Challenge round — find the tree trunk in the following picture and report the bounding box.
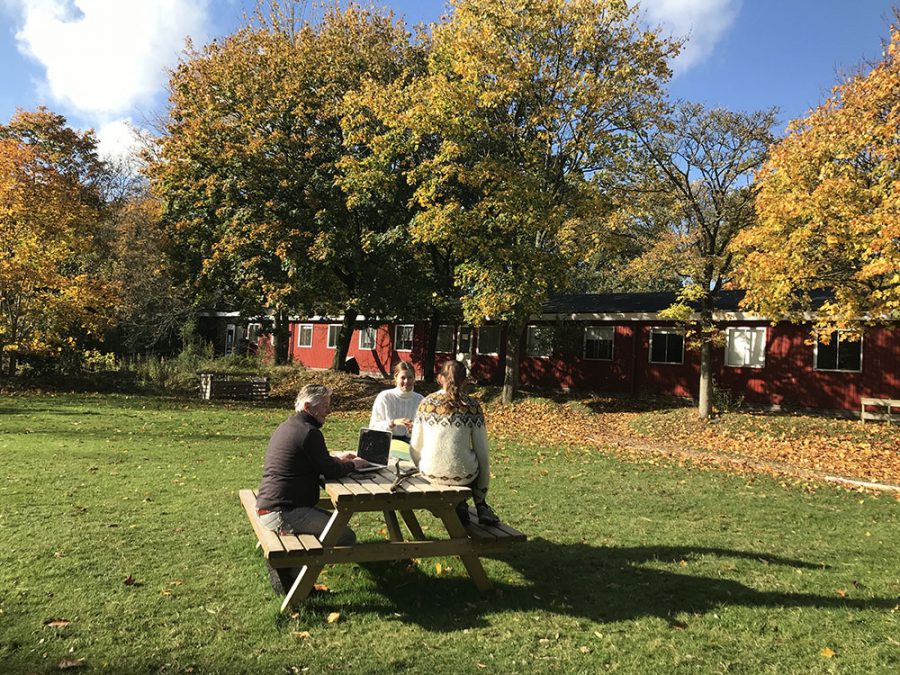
[422,310,439,383]
[331,308,358,371]
[272,310,290,365]
[501,322,523,405]
[698,334,712,420]
[5,352,16,377]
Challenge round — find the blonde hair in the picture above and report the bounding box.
[393,361,415,378]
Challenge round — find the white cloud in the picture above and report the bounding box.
[641,0,742,73]
[95,117,152,162]
[12,0,209,117]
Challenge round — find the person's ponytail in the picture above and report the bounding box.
[440,360,467,403]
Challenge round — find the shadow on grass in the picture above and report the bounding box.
[305,538,898,631]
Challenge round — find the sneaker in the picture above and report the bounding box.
[476,503,500,526]
[455,501,471,525]
[266,563,298,596]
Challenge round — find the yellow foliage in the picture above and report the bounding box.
[735,22,900,329]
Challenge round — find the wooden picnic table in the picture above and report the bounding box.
[240,466,525,611]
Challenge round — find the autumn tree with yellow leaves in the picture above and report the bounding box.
[399,0,678,403]
[734,19,900,330]
[0,109,118,375]
[151,2,422,366]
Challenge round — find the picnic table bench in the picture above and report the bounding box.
[239,468,525,611]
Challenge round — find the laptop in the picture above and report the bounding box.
[354,428,392,472]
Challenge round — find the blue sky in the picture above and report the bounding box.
[0,0,895,158]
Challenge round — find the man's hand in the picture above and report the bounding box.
[351,457,372,470]
[337,452,357,461]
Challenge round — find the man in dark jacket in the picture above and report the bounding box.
[256,384,368,546]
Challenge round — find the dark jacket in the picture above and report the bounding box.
[256,411,354,511]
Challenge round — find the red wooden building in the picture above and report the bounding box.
[203,292,900,414]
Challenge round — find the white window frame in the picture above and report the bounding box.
[814,330,863,372]
[435,325,455,354]
[327,324,342,350]
[296,324,313,349]
[725,326,767,369]
[525,325,554,358]
[476,326,501,355]
[394,324,414,352]
[358,326,377,350]
[583,326,614,361]
[649,328,684,365]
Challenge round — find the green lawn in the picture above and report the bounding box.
[1,394,897,673]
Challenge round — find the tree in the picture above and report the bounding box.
[0,109,118,375]
[620,102,776,419]
[150,2,420,367]
[401,0,677,403]
[734,21,900,329]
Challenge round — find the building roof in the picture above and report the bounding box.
[540,289,834,319]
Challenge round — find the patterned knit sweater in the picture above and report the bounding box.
[410,390,490,495]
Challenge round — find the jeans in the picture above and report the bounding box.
[259,506,357,546]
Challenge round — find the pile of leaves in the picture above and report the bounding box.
[482,394,900,491]
[268,366,390,410]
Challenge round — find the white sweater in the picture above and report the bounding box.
[369,387,424,438]
[410,390,490,495]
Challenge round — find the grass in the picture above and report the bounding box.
[1,393,898,673]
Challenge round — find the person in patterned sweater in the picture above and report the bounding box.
[410,360,500,525]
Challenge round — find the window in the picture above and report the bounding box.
[435,325,454,353]
[224,324,236,355]
[394,324,414,351]
[525,326,553,357]
[815,330,862,372]
[296,324,313,348]
[477,326,501,355]
[584,326,613,360]
[650,328,684,364]
[327,324,342,350]
[247,323,261,345]
[358,326,376,350]
[457,326,473,355]
[726,327,766,368]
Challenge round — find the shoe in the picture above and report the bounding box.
[455,501,471,525]
[476,503,499,526]
[266,563,298,596]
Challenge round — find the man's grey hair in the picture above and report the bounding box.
[295,384,331,413]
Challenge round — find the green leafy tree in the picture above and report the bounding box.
[402,0,678,403]
[150,2,418,366]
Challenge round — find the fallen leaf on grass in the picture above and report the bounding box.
[435,563,442,576]
[579,646,591,653]
[326,612,341,624]
[44,619,70,628]
[821,647,836,658]
[293,631,312,640]
[312,583,330,593]
[123,575,140,586]
[836,589,847,598]
[58,658,85,669]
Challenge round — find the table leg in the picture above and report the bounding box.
[399,510,426,540]
[281,508,353,612]
[384,511,403,542]
[433,505,493,592]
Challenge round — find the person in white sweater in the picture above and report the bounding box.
[410,360,499,526]
[369,361,424,442]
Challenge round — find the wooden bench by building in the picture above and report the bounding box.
[860,397,900,423]
[200,372,269,400]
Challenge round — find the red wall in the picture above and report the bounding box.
[284,318,899,412]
